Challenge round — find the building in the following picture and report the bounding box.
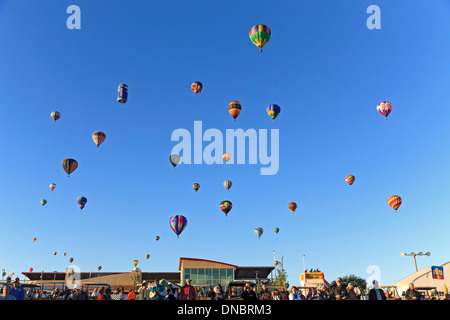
[21,257,274,292]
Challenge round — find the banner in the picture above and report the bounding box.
[431,266,444,280]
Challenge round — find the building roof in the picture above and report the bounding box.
[179,257,238,270]
[234,267,274,280]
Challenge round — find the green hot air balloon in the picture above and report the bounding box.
[249,24,271,52]
[41,199,47,206]
[274,228,279,234]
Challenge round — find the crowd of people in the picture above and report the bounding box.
[1,277,449,301]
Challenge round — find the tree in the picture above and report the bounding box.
[274,267,288,291]
[331,274,367,292]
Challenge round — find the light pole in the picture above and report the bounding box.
[401,251,431,272]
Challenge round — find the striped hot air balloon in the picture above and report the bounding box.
[223,153,231,163]
[224,180,232,191]
[117,84,128,104]
[288,201,297,213]
[388,195,402,212]
[377,101,393,119]
[77,196,87,210]
[228,101,241,121]
[51,111,61,122]
[249,24,271,52]
[92,131,106,148]
[170,215,188,239]
[62,158,78,177]
[133,260,138,267]
[193,183,200,192]
[220,200,232,217]
[345,175,355,186]
[254,227,263,239]
[191,81,203,94]
[267,104,281,121]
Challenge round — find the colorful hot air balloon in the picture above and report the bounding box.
[145,254,150,260]
[224,180,232,191]
[51,111,61,122]
[92,131,106,148]
[345,175,355,186]
[267,104,281,121]
[377,101,393,119]
[77,197,87,210]
[41,199,47,206]
[220,200,232,217]
[288,201,297,213]
[155,236,160,241]
[249,24,271,52]
[274,228,279,234]
[97,266,102,271]
[388,195,402,212]
[170,215,188,239]
[254,227,263,239]
[193,183,200,192]
[69,258,74,263]
[191,81,203,94]
[32,237,37,242]
[223,153,231,163]
[169,154,180,169]
[228,101,241,121]
[63,253,66,256]
[117,84,128,104]
[53,252,57,256]
[133,260,139,267]
[49,183,56,191]
[62,158,78,177]
[29,268,33,272]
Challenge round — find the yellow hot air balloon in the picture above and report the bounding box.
[133,260,139,267]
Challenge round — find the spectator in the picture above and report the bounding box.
[368,280,386,300]
[281,289,289,300]
[206,286,215,299]
[9,279,25,300]
[229,287,239,299]
[404,283,421,300]
[60,286,71,300]
[0,286,16,300]
[138,281,148,300]
[73,284,89,300]
[97,287,107,300]
[288,286,302,300]
[127,289,136,300]
[149,280,164,300]
[331,278,348,300]
[271,289,282,300]
[213,285,226,301]
[241,283,258,301]
[119,288,127,300]
[259,283,271,300]
[165,283,178,300]
[50,287,61,300]
[91,287,99,299]
[347,283,359,300]
[179,279,197,300]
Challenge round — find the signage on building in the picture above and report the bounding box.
[300,272,324,284]
[431,266,444,280]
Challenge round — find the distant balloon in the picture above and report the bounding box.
[220,200,232,217]
[193,183,200,192]
[117,84,128,104]
[92,131,106,148]
[274,261,279,267]
[133,260,138,267]
[170,215,188,239]
[53,252,57,256]
[249,24,271,52]
[69,258,74,263]
[32,237,37,242]
[51,111,61,122]
[223,153,231,163]
[224,180,232,191]
[228,101,241,121]
[63,253,66,256]
[49,183,56,191]
[145,254,150,260]
[274,228,279,234]
[377,101,393,119]
[77,196,87,210]
[41,199,47,206]
[254,227,263,239]
[29,268,33,272]
[267,104,281,121]
[288,201,297,213]
[62,158,78,177]
[155,236,160,241]
[388,195,402,212]
[97,266,102,271]
[169,154,180,169]
[345,175,355,186]
[191,81,203,94]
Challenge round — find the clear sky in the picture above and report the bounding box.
[1,0,450,287]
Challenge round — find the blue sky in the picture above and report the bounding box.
[1,0,450,287]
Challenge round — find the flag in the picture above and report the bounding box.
[444,283,448,294]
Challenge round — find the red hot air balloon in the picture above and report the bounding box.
[288,202,297,213]
[29,268,33,272]
[388,195,402,212]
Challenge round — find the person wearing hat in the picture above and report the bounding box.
[9,278,25,300]
[347,283,359,300]
[368,280,386,300]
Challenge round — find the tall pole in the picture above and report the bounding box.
[413,256,418,273]
[302,254,306,272]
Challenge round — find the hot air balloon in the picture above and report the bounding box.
[267,104,281,121]
[274,261,279,267]
[41,199,47,206]
[117,84,128,104]
[170,215,188,239]
[224,180,232,191]
[193,183,200,192]
[69,258,74,263]
[191,81,203,94]
[51,111,61,122]
[32,237,37,242]
[29,268,33,272]
[254,227,263,239]
[288,201,297,213]
[228,101,241,121]
[133,260,139,267]
[92,131,106,148]
[97,266,102,271]
[249,24,271,52]
[155,236,160,241]
[377,101,393,119]
[388,195,402,212]
[345,175,355,186]
[49,183,56,191]
[223,153,231,163]
[220,201,232,217]
[53,252,57,256]
[274,228,279,234]
[145,254,150,260]
[62,158,78,177]
[77,197,87,210]
[169,154,180,169]
[63,253,66,256]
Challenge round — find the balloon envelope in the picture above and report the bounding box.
[51,111,61,121]
[41,199,47,206]
[345,175,355,185]
[228,101,241,121]
[133,260,138,267]
[155,236,160,241]
[193,183,200,192]
[62,158,78,177]
[267,104,281,121]
[49,183,56,191]
[29,268,33,272]
[249,24,271,52]
[223,153,231,163]
[169,154,180,168]
[254,227,263,239]
[77,196,87,210]
[92,131,106,148]
[388,195,402,212]
[274,228,279,234]
[170,215,188,238]
[288,202,297,213]
[224,180,232,190]
[377,101,393,119]
[220,200,232,216]
[191,81,203,94]
[145,254,150,260]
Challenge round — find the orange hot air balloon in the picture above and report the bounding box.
[345,175,355,186]
[53,252,57,256]
[32,237,37,242]
[63,253,67,256]
[133,260,139,267]
[69,258,74,263]
[288,202,297,213]
[274,261,279,267]
[228,101,241,121]
[223,153,231,163]
[155,236,160,241]
[388,195,402,212]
